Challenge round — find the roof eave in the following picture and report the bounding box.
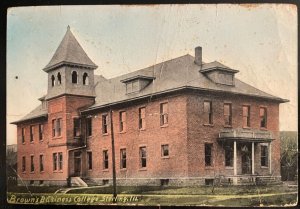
[200,67,239,74]
[81,86,287,114]
[120,75,156,83]
[11,114,48,125]
[43,61,98,72]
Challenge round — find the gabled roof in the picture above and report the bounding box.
[43,26,97,72]
[84,54,287,112]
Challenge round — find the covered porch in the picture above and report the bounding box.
[218,128,275,185]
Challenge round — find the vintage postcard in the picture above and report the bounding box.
[6,4,298,206]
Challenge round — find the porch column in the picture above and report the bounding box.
[233,140,237,185]
[269,142,272,174]
[252,142,255,175]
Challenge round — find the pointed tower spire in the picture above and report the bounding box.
[43,26,97,72]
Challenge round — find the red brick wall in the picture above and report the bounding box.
[186,92,281,177]
[84,94,189,180]
[17,95,95,182]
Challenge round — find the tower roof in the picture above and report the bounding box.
[43,26,97,72]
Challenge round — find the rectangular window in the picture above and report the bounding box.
[30,125,34,142]
[52,119,56,137]
[161,144,169,157]
[58,152,63,170]
[39,124,43,141]
[205,143,213,166]
[203,101,213,124]
[225,144,233,167]
[242,106,250,127]
[102,115,108,134]
[224,103,232,126]
[119,111,126,132]
[22,156,26,172]
[120,149,126,169]
[261,145,268,167]
[39,154,44,172]
[73,118,81,137]
[160,103,168,126]
[103,150,109,169]
[87,151,92,170]
[86,117,92,137]
[126,80,139,93]
[30,155,34,172]
[56,118,62,136]
[21,128,25,143]
[139,107,146,130]
[53,153,58,171]
[260,107,267,128]
[140,146,147,168]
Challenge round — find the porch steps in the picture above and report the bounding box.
[70,177,88,187]
[81,178,101,186]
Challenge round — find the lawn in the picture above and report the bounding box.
[7,184,298,206]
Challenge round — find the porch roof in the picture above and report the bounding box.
[217,128,274,143]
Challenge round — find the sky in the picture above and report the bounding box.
[7,4,297,145]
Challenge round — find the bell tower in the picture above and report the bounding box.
[43,26,98,100]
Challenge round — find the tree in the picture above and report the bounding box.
[280,131,298,181]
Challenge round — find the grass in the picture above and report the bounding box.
[7,184,298,206]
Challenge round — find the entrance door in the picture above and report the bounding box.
[241,144,252,174]
[74,151,82,176]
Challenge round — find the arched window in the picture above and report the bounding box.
[83,73,89,85]
[72,71,78,84]
[57,72,62,85]
[51,75,55,87]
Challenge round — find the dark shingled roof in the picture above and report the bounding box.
[13,52,288,124]
[43,26,97,72]
[84,54,287,112]
[11,104,47,124]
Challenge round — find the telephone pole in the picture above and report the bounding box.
[110,109,117,202]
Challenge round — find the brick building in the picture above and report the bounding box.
[12,27,288,186]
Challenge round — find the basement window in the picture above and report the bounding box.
[103,179,109,185]
[160,179,169,186]
[205,179,214,186]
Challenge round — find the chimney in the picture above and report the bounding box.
[194,46,202,66]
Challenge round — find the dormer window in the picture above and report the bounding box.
[200,61,238,86]
[83,73,89,85]
[126,80,139,94]
[121,75,155,94]
[57,72,62,85]
[51,75,55,87]
[72,71,78,84]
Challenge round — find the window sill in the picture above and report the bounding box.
[203,124,214,127]
[74,136,81,139]
[119,131,126,134]
[161,156,170,159]
[242,127,251,129]
[102,133,109,136]
[160,124,169,128]
[88,169,93,171]
[120,168,127,171]
[261,166,269,169]
[30,141,34,144]
[139,128,146,131]
[30,172,35,174]
[225,166,234,170]
[224,125,232,128]
[103,169,109,172]
[260,128,268,131]
[53,170,63,173]
[39,140,43,143]
[40,171,45,173]
[52,136,62,140]
[139,168,147,171]
[205,166,214,169]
